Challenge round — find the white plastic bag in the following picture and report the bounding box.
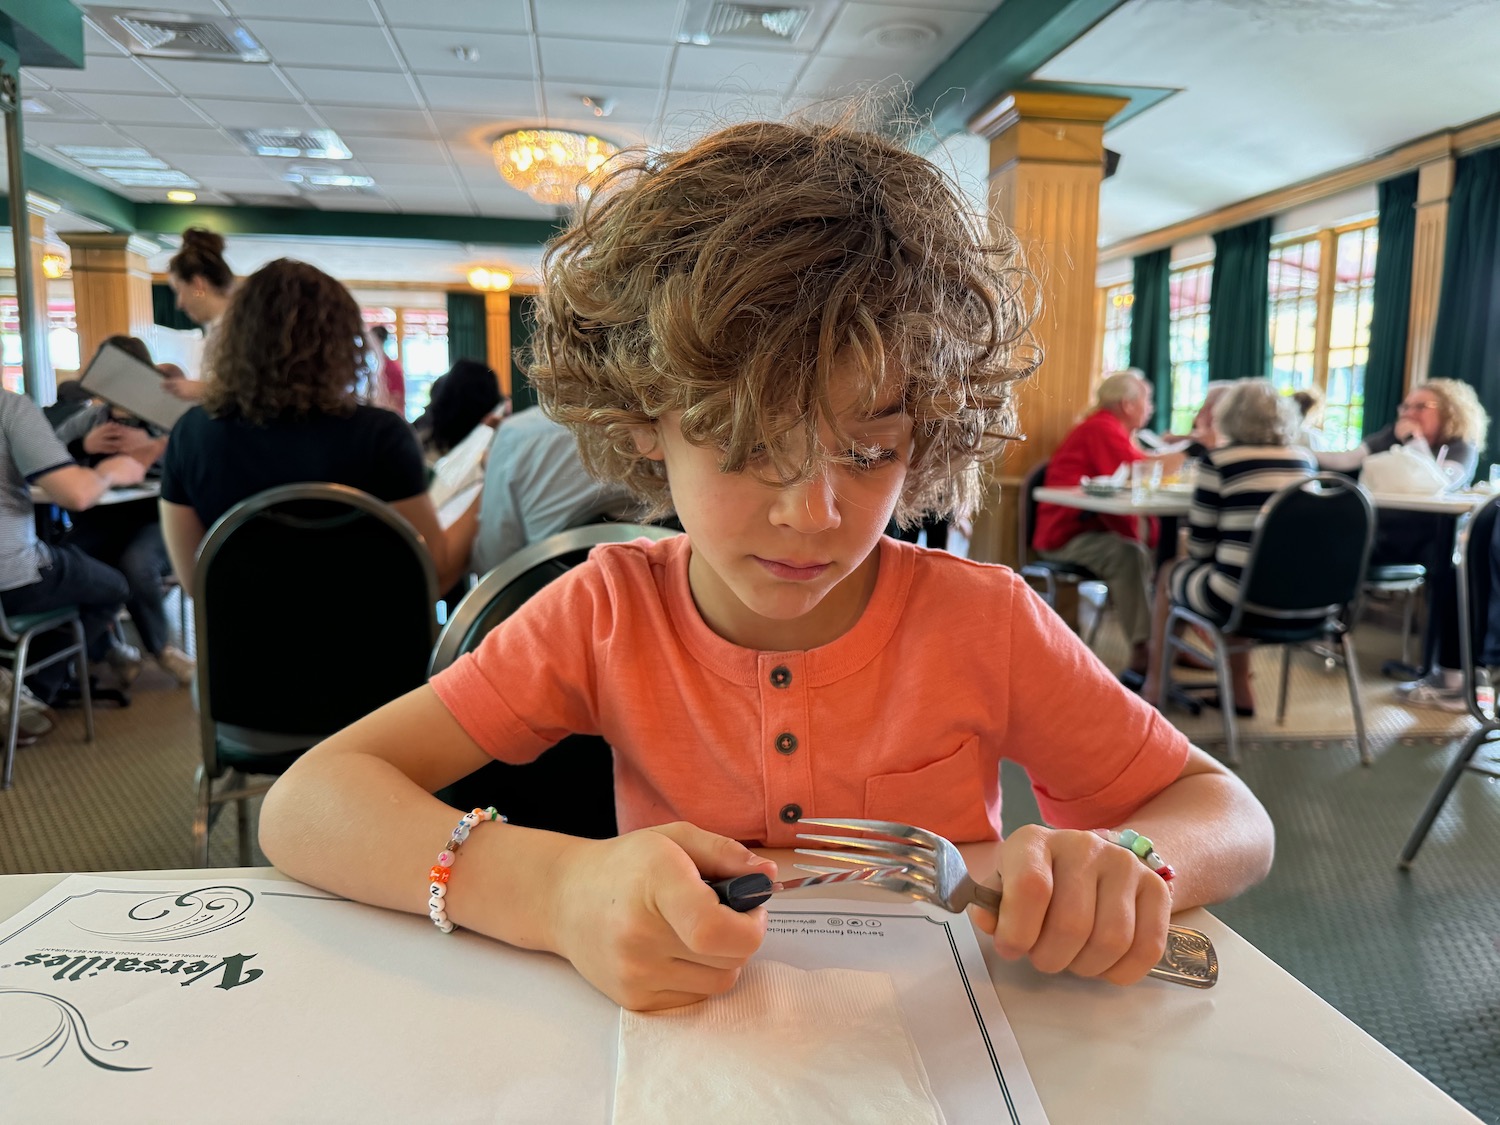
[1360,444,1450,495]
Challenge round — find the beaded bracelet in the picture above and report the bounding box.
[1097,827,1175,885]
[427,806,505,933]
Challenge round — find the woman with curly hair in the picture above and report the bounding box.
[158,258,480,593]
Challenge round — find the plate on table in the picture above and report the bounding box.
[1159,481,1194,494]
[1080,479,1125,496]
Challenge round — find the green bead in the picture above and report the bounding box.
[1131,835,1154,858]
[1117,828,1139,847]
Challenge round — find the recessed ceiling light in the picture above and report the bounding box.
[285,168,375,189]
[453,45,480,62]
[166,190,197,203]
[867,21,938,50]
[54,145,165,169]
[99,168,199,188]
[234,128,352,160]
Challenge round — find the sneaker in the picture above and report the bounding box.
[1394,678,1469,714]
[0,668,56,738]
[105,642,142,688]
[156,645,195,687]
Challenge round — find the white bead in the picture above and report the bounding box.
[436,918,455,934]
[428,894,445,913]
[429,881,446,898]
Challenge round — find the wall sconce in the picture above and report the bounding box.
[468,267,514,292]
[41,253,67,280]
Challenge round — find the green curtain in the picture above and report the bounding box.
[509,294,538,413]
[1128,248,1172,431]
[1430,146,1500,461]
[151,283,197,331]
[445,292,487,367]
[1207,217,1271,382]
[1362,172,1418,438]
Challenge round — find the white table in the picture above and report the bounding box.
[0,861,1477,1124]
[30,480,162,507]
[1033,483,1491,518]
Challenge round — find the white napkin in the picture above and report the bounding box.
[611,960,946,1125]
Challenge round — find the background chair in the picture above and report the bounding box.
[428,522,680,838]
[193,483,438,865]
[0,603,93,790]
[1156,473,1374,768]
[1399,493,1500,868]
[1362,562,1426,669]
[1016,459,1106,646]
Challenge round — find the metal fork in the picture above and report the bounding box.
[795,816,1218,989]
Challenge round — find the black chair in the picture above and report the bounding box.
[1398,493,1500,869]
[1362,563,1426,668]
[0,602,94,790]
[193,484,438,865]
[1156,473,1375,768]
[1016,459,1106,647]
[428,523,680,839]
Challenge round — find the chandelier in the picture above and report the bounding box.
[492,129,618,206]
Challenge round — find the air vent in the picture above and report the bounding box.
[52,144,199,189]
[677,0,833,47]
[88,6,269,62]
[234,128,352,160]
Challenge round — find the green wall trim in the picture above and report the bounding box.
[1013,81,1180,132]
[0,0,84,68]
[134,203,564,246]
[911,0,1130,138]
[24,153,138,231]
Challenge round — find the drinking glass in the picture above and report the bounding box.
[1131,460,1162,501]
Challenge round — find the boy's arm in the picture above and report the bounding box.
[258,685,774,1010]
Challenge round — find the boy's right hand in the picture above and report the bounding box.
[549,823,776,1011]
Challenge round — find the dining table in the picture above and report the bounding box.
[0,856,1479,1124]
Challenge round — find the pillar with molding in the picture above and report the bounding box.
[966,90,1127,567]
[484,290,512,396]
[1406,156,1453,388]
[59,232,158,369]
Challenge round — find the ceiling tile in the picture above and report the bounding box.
[340,135,451,162]
[657,88,787,124]
[308,194,401,212]
[145,59,301,100]
[82,21,130,56]
[382,186,474,207]
[793,55,911,99]
[67,92,208,125]
[281,67,423,109]
[416,75,538,114]
[25,121,137,149]
[428,111,515,147]
[318,106,438,138]
[379,0,529,33]
[534,1,683,42]
[116,126,249,156]
[170,154,278,177]
[227,0,377,21]
[391,27,533,77]
[538,38,671,86]
[818,2,989,76]
[540,82,660,125]
[669,44,808,91]
[20,92,97,122]
[191,97,322,130]
[211,178,302,195]
[26,57,171,95]
[357,160,466,186]
[241,20,402,68]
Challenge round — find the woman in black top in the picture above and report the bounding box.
[159,259,480,594]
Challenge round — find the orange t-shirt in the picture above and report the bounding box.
[431,535,1189,847]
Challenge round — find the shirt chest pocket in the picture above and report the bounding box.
[863,735,998,843]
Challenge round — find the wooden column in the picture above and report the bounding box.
[967,90,1127,567]
[1406,155,1454,388]
[59,232,156,365]
[484,290,512,395]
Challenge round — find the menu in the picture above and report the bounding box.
[0,876,1047,1123]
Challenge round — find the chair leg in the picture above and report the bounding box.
[1214,634,1241,768]
[193,764,212,867]
[1,656,23,791]
[1399,589,1415,666]
[1276,646,1292,725]
[1340,632,1370,767]
[71,619,95,743]
[1398,725,1495,868]
[1083,590,1103,648]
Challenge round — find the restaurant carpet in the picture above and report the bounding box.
[0,599,1496,1121]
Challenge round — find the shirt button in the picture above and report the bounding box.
[779,803,802,824]
[775,732,798,755]
[769,665,792,688]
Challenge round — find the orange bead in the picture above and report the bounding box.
[429,865,451,884]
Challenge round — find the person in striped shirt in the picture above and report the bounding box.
[1141,380,1316,715]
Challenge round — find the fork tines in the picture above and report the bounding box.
[794,821,941,892]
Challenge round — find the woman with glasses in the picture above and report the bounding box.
[1316,379,1485,487]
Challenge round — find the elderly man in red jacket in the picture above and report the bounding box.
[1033,371,1184,681]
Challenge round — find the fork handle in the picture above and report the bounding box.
[970,885,1217,987]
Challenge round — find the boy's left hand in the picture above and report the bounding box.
[971,823,1171,985]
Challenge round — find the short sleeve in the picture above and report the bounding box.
[1002,578,1189,827]
[4,394,75,481]
[429,559,611,762]
[366,410,427,501]
[159,409,201,506]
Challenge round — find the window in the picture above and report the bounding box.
[1167,263,1213,434]
[361,305,450,422]
[0,296,80,394]
[1098,282,1133,375]
[1265,220,1377,450]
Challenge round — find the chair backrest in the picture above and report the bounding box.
[1016,459,1049,568]
[194,484,438,753]
[427,522,680,838]
[1225,472,1374,634]
[1455,493,1500,713]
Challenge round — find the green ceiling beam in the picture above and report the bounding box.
[0,0,85,69]
[24,153,138,231]
[1014,81,1180,132]
[911,0,1131,138]
[133,203,563,246]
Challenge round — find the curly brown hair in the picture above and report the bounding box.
[202,259,370,424]
[530,118,1037,524]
